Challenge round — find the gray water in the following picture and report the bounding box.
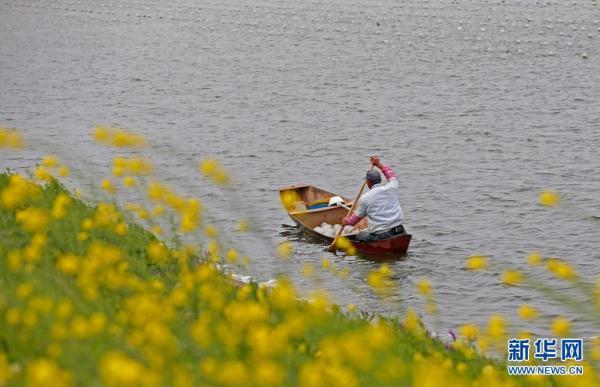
[1,0,599,340]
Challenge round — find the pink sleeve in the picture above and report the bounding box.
[345,213,362,225]
[381,165,396,180]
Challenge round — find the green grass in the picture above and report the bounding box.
[0,173,567,386]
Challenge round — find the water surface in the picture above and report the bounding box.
[1,0,599,338]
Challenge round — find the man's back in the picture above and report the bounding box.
[355,169,404,233]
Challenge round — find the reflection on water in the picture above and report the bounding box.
[1,0,599,338]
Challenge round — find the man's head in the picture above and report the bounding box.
[365,169,381,188]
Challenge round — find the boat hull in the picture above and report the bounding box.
[280,184,411,255]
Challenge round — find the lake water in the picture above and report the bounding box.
[1,0,599,340]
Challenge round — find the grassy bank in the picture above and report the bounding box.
[0,172,586,386]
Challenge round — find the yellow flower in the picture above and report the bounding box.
[527,252,541,266]
[1,174,41,208]
[93,126,110,142]
[0,127,25,148]
[466,255,487,270]
[502,269,523,286]
[217,361,248,386]
[58,166,69,177]
[367,264,395,297]
[128,158,153,175]
[56,254,80,276]
[487,314,506,338]
[16,282,35,299]
[546,258,577,280]
[335,236,351,250]
[5,308,20,325]
[199,159,216,175]
[551,317,571,336]
[277,242,293,260]
[459,323,479,341]
[180,214,199,233]
[280,190,301,211]
[147,241,168,264]
[25,358,71,387]
[416,279,432,296]
[100,179,115,193]
[122,176,137,188]
[41,155,59,168]
[518,304,539,320]
[99,351,146,386]
[16,208,49,232]
[93,125,146,148]
[254,360,284,386]
[204,225,218,238]
[539,190,559,206]
[591,337,600,361]
[404,308,425,335]
[198,159,231,185]
[82,218,94,230]
[114,222,128,236]
[226,249,238,263]
[0,353,13,384]
[89,312,107,334]
[112,165,123,177]
[34,166,53,182]
[51,193,71,219]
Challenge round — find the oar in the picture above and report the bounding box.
[327,166,373,253]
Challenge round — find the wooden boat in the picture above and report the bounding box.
[279,184,411,255]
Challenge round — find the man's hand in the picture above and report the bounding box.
[341,217,350,226]
[370,156,383,169]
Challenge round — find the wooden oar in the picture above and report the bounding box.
[327,166,373,253]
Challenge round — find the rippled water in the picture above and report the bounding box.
[1,0,599,338]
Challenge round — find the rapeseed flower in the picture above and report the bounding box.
[122,176,137,188]
[25,358,71,387]
[416,278,432,296]
[459,323,479,341]
[34,166,53,182]
[16,207,49,233]
[527,252,542,266]
[466,255,487,270]
[51,193,71,219]
[539,190,559,206]
[518,304,539,320]
[367,264,395,297]
[546,258,577,280]
[199,159,231,185]
[502,269,523,286]
[276,241,293,260]
[93,125,146,148]
[99,351,146,386]
[551,317,571,336]
[0,127,25,148]
[1,174,40,208]
[41,155,59,168]
[100,179,115,193]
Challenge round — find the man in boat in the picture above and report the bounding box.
[341,156,406,242]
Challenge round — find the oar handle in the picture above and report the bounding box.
[330,165,374,250]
